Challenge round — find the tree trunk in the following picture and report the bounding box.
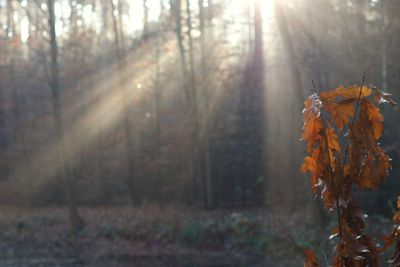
[6,0,14,37]
[171,0,195,204]
[154,11,162,201]
[198,0,213,209]
[236,0,265,207]
[111,0,137,205]
[274,1,303,211]
[171,0,190,103]
[47,0,84,233]
[143,0,149,38]
[185,0,203,206]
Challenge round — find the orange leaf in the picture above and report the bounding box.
[301,156,319,192]
[325,127,340,153]
[332,99,355,131]
[363,100,383,140]
[320,85,372,101]
[374,89,399,109]
[378,231,396,253]
[303,248,320,267]
[302,113,323,153]
[397,197,400,210]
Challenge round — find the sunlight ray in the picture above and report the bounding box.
[11,40,176,190]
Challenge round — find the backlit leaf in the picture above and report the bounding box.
[303,248,320,267]
[320,85,372,101]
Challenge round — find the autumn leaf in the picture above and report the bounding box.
[304,93,323,118]
[300,83,398,267]
[325,127,340,152]
[302,114,323,153]
[303,248,320,267]
[301,147,325,193]
[363,99,383,140]
[320,85,372,101]
[378,231,396,253]
[397,197,400,209]
[327,99,355,131]
[374,89,399,109]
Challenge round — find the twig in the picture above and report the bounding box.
[336,72,366,267]
[321,249,329,267]
[312,80,317,94]
[288,234,303,254]
[312,81,343,240]
[342,71,366,167]
[389,251,400,267]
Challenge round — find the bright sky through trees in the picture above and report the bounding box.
[1,0,277,45]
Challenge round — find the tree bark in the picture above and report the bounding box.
[185,0,203,206]
[153,9,162,201]
[111,0,137,205]
[171,0,190,103]
[143,0,149,38]
[47,0,84,233]
[198,0,213,209]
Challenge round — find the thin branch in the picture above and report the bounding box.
[312,80,317,94]
[322,250,329,267]
[389,251,400,267]
[342,71,366,167]
[321,114,343,240]
[288,234,304,254]
[313,81,343,240]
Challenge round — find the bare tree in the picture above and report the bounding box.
[47,0,84,232]
[198,0,213,208]
[111,0,137,204]
[143,0,149,38]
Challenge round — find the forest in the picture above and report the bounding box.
[0,0,399,266]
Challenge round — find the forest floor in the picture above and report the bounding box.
[0,205,391,267]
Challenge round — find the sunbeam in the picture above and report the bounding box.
[0,0,395,265]
[11,38,176,192]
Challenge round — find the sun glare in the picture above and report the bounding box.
[20,16,29,43]
[261,0,275,20]
[8,0,239,43]
[127,0,162,35]
[223,0,276,46]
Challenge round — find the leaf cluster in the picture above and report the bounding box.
[300,84,399,266]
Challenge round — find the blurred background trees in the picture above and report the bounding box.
[0,0,398,225]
